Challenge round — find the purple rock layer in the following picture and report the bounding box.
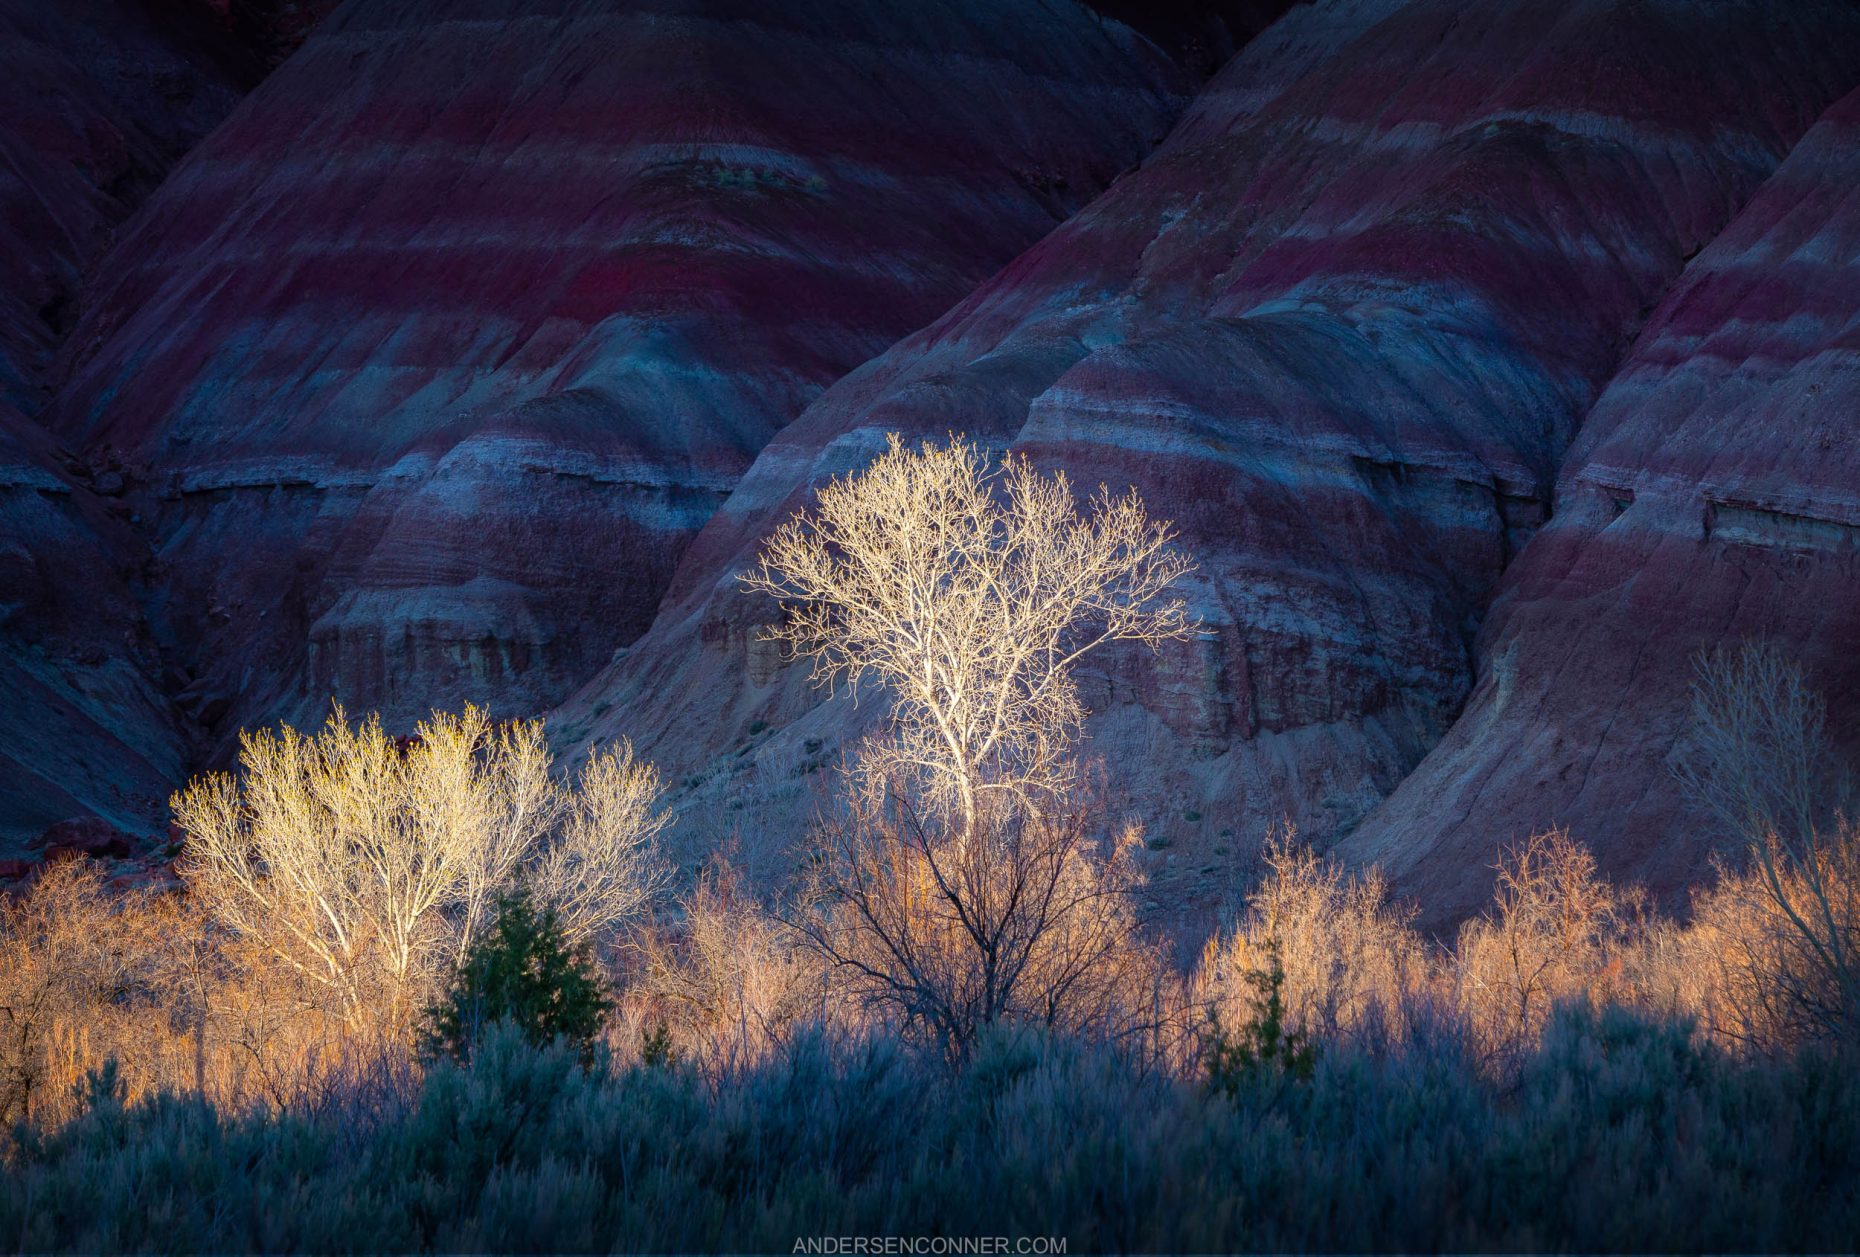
[1344,84,1860,924]
[45,0,1193,760]
[556,0,1860,915]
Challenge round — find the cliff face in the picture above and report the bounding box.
[44,0,1194,759]
[1343,84,1860,923]
[0,0,246,845]
[553,0,1860,909]
[192,0,347,65]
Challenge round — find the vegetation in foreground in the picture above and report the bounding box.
[6,1007,1858,1253]
[2,436,1856,1252]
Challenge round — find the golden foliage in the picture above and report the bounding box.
[1195,828,1427,1049]
[1454,828,1636,1068]
[175,705,668,1034]
[632,857,832,1070]
[1660,825,1860,1049]
[1673,642,1860,1042]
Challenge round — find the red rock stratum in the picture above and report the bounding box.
[44,0,1194,759]
[554,0,1860,919]
[1344,82,1860,922]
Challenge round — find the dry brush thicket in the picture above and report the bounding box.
[175,704,669,1031]
[2,440,1858,1248]
[3,704,673,1126]
[1674,642,1860,1042]
[10,760,1850,1126]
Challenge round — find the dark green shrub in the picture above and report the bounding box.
[422,891,611,1065]
[639,1020,677,1069]
[1206,942,1316,1097]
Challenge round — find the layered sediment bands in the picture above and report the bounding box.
[1344,85,1860,923]
[306,393,740,719]
[558,0,1860,904]
[46,0,1193,745]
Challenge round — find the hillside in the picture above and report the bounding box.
[3,0,1859,926]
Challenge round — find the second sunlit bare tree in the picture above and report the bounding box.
[175,705,669,1034]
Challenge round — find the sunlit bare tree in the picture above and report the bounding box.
[530,743,673,950]
[175,705,669,1032]
[742,432,1193,833]
[1675,643,1859,1042]
[744,434,1192,1056]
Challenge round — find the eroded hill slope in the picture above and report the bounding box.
[554,0,1860,912]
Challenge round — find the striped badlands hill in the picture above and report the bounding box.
[1344,83,1860,922]
[43,0,1196,756]
[555,0,1860,905]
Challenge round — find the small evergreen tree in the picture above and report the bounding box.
[638,1020,678,1069]
[422,890,611,1065]
[1205,941,1316,1098]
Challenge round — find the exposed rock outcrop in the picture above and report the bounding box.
[34,815,140,862]
[1344,83,1860,924]
[556,0,1860,914]
[46,0,1196,755]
